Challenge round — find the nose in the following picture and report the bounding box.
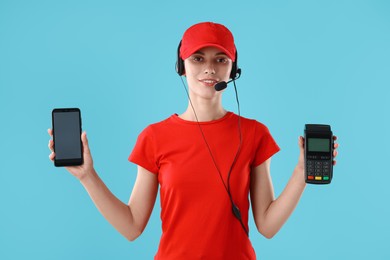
[204,62,215,75]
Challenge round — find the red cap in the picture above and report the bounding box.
[180,22,236,62]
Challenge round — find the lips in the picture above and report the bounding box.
[199,79,218,87]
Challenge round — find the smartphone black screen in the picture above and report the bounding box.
[52,108,83,166]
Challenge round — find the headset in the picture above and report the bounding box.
[176,41,248,236]
[176,41,241,85]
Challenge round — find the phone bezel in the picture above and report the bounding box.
[52,108,83,167]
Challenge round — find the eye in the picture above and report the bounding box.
[216,57,228,63]
[191,55,203,62]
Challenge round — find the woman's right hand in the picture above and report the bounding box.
[48,129,95,181]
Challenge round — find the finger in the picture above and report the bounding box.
[48,128,53,136]
[333,150,338,157]
[81,131,90,155]
[333,160,337,166]
[49,152,55,161]
[48,139,54,151]
[333,135,337,141]
[298,136,305,149]
[333,143,339,149]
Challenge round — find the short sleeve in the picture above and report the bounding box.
[128,126,159,174]
[251,122,280,168]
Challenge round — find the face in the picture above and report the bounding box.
[183,46,233,100]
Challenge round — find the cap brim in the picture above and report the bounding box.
[181,43,235,62]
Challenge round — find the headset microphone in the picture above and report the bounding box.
[214,81,228,91]
[214,68,242,92]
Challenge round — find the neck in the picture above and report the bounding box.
[180,96,227,122]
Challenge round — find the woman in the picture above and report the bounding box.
[48,22,338,259]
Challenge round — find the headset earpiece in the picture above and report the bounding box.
[230,53,238,80]
[176,41,185,76]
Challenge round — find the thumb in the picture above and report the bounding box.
[81,131,91,155]
[298,136,305,151]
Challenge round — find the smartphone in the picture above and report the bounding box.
[52,108,83,167]
[304,124,334,184]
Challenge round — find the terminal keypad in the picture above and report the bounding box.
[306,155,331,181]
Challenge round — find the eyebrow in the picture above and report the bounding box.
[193,50,228,56]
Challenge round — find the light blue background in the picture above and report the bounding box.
[1,0,389,259]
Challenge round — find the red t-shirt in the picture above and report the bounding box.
[129,112,280,260]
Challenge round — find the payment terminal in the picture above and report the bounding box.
[304,124,334,184]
